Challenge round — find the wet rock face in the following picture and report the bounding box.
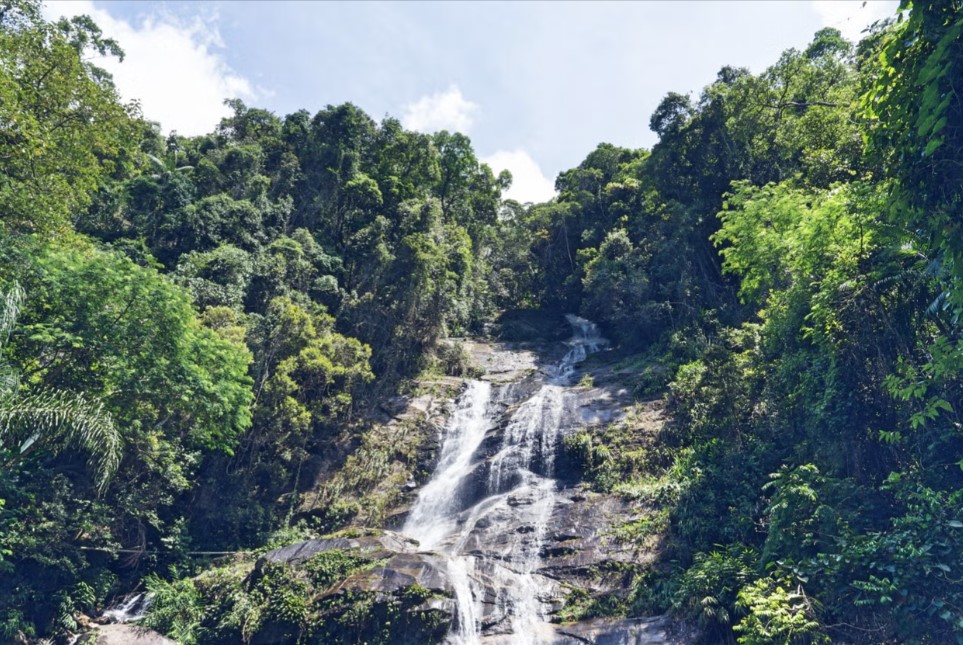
[463,340,541,385]
[423,485,656,639]
[542,491,645,575]
[257,526,685,644]
[555,616,696,645]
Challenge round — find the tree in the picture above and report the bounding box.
[0,242,254,636]
[0,283,120,490]
[863,1,963,313]
[16,245,253,455]
[649,91,693,138]
[581,229,663,345]
[0,0,137,236]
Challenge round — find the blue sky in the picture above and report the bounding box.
[48,1,898,202]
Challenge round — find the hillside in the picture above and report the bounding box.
[2,1,963,643]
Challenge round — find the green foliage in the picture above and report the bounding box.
[0,282,120,489]
[0,240,253,637]
[5,2,963,644]
[560,402,669,496]
[863,1,963,314]
[609,510,670,544]
[647,17,963,641]
[174,244,253,310]
[144,574,203,645]
[0,0,138,236]
[255,563,311,635]
[0,389,120,487]
[760,465,840,565]
[494,26,865,350]
[425,341,483,379]
[164,561,312,644]
[675,545,757,633]
[256,296,372,431]
[558,586,628,623]
[581,229,662,344]
[303,549,376,590]
[146,550,442,645]
[883,335,963,438]
[17,244,253,454]
[53,581,96,634]
[734,578,828,645]
[830,475,963,641]
[714,181,878,308]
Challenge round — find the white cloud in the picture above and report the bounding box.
[402,85,479,134]
[44,1,256,136]
[811,1,899,42]
[482,149,556,204]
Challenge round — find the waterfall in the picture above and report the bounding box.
[102,592,153,623]
[403,316,606,643]
[403,380,493,643]
[404,379,494,551]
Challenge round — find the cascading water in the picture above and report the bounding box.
[403,379,494,643]
[403,315,606,644]
[404,380,494,551]
[101,592,153,623]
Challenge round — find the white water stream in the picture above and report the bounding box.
[101,591,153,623]
[403,316,606,644]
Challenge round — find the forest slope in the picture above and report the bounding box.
[2,1,963,643]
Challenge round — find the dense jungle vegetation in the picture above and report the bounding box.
[1,0,962,642]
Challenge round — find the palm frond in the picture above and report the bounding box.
[0,282,24,348]
[145,152,167,172]
[0,390,122,491]
[926,289,951,317]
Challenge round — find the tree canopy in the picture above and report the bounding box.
[3,1,963,643]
